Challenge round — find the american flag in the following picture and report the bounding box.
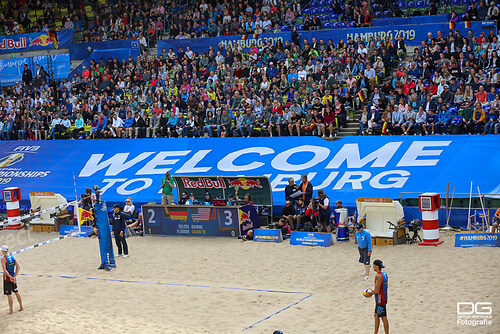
[191,207,213,221]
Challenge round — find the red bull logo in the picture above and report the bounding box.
[227,178,262,189]
[29,34,54,47]
[240,211,251,224]
[79,208,94,222]
[0,38,27,50]
[181,177,226,189]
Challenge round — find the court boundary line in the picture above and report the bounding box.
[21,273,313,332]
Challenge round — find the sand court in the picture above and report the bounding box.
[0,229,499,333]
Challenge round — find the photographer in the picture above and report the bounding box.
[304,198,320,231]
[269,218,291,240]
[317,190,332,233]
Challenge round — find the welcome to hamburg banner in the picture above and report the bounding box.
[0,30,74,54]
[0,136,498,207]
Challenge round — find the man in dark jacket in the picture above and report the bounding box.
[22,64,32,85]
[112,204,129,257]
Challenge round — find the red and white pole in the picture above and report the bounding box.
[2,187,22,230]
[418,192,444,246]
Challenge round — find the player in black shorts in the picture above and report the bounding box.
[2,245,23,314]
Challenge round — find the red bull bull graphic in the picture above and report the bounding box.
[29,34,54,47]
[227,178,262,189]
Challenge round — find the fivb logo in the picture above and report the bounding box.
[457,302,493,327]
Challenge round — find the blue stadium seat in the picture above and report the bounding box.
[281,25,289,31]
[349,20,356,27]
[459,0,468,4]
[326,0,334,5]
[382,10,391,17]
[340,21,349,28]
[318,0,326,7]
[483,106,490,115]
[330,14,338,21]
[297,24,304,30]
[374,11,381,18]
[320,7,328,15]
[451,0,460,5]
[312,8,320,15]
[398,1,407,9]
[458,13,465,20]
[415,0,424,7]
[323,22,332,29]
[303,8,312,15]
[333,22,340,28]
[407,1,415,8]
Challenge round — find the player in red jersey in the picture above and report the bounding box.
[366,259,389,334]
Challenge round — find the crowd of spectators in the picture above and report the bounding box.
[2,23,499,140]
[6,0,500,44]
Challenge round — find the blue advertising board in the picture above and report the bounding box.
[290,231,333,247]
[253,229,282,243]
[0,30,74,54]
[454,234,500,248]
[371,15,450,27]
[0,136,498,209]
[69,39,140,60]
[299,21,491,46]
[0,53,71,86]
[142,205,239,237]
[69,48,141,79]
[60,224,93,237]
[158,32,291,56]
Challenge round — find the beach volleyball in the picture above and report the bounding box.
[363,289,372,298]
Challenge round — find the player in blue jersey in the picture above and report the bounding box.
[1,245,23,314]
[366,259,389,334]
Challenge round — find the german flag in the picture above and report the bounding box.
[49,29,58,49]
[357,90,365,102]
[242,35,248,40]
[464,21,470,29]
[449,22,455,30]
[252,34,258,39]
[165,207,188,221]
[382,122,388,134]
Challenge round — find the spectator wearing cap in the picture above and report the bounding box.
[123,198,135,215]
[355,222,372,280]
[367,106,381,134]
[203,192,212,205]
[112,204,129,258]
[186,193,199,206]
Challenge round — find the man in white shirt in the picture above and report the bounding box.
[297,65,307,81]
[262,16,272,31]
[364,63,376,90]
[110,113,124,138]
[50,113,62,139]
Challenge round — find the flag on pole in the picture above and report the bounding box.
[382,122,388,134]
[449,22,455,30]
